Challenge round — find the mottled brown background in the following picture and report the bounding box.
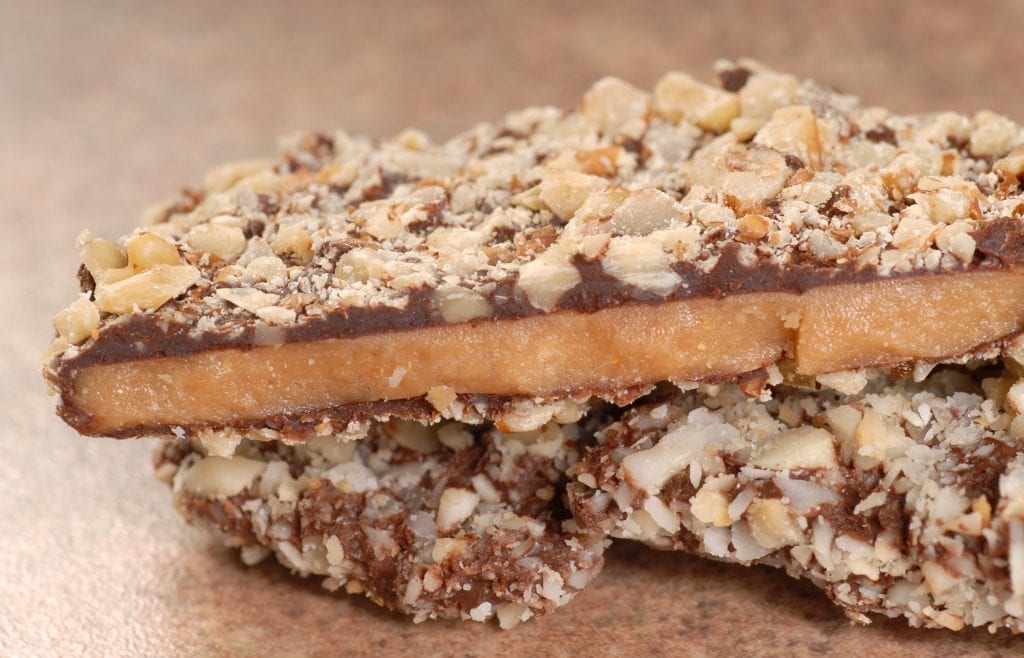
[4,1,1024,656]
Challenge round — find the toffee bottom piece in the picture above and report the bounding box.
[157,419,606,628]
[568,370,1024,632]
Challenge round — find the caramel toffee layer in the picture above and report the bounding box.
[56,258,1024,437]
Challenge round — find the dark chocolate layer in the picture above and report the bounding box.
[57,217,1024,374]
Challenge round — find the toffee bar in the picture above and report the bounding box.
[60,266,1024,436]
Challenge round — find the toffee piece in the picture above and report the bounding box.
[157,418,606,628]
[44,59,1024,439]
[569,369,1024,632]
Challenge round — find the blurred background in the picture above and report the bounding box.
[3,1,1024,655]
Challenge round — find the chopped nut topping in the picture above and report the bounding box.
[52,294,99,345]
[433,285,492,323]
[581,76,650,140]
[79,236,127,284]
[49,60,1024,372]
[216,287,281,314]
[187,223,247,262]
[94,264,200,314]
[654,71,739,132]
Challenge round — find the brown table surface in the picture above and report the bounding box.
[5,2,1024,656]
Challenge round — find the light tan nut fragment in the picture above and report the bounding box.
[754,106,822,170]
[994,146,1024,178]
[970,110,1019,158]
[433,285,492,323]
[496,602,530,630]
[197,430,243,459]
[720,153,792,213]
[94,264,201,314]
[601,236,681,296]
[203,158,275,193]
[891,214,939,250]
[854,407,910,462]
[538,170,608,220]
[581,76,651,140]
[435,488,480,532]
[850,211,893,235]
[568,187,629,230]
[436,422,474,450]
[246,256,288,282]
[746,498,803,550]
[99,231,185,286]
[80,237,128,284]
[255,306,296,325]
[946,232,976,263]
[426,386,459,414]
[880,153,926,201]
[216,287,281,314]
[334,247,389,284]
[52,294,99,345]
[187,224,247,262]
[908,188,978,224]
[690,487,732,527]
[1006,382,1024,416]
[516,243,581,312]
[738,71,799,122]
[384,420,439,454]
[824,404,862,462]
[431,537,468,563]
[751,427,838,470]
[607,188,680,236]
[921,560,959,596]
[653,72,739,132]
[737,214,770,241]
[547,147,624,178]
[182,456,267,497]
[973,495,993,528]
[125,232,184,270]
[815,370,868,395]
[41,337,70,368]
[271,225,314,263]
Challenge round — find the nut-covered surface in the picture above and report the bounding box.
[157,419,605,627]
[46,62,1024,366]
[10,1,1024,656]
[569,369,1024,632]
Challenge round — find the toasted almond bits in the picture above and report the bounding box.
[426,386,458,413]
[746,498,803,550]
[581,76,650,140]
[538,169,608,220]
[654,71,739,132]
[52,294,99,345]
[271,225,314,263]
[436,488,480,531]
[433,285,492,323]
[94,264,201,314]
[516,243,581,312]
[751,427,838,470]
[216,287,281,314]
[187,224,247,262]
[79,237,127,283]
